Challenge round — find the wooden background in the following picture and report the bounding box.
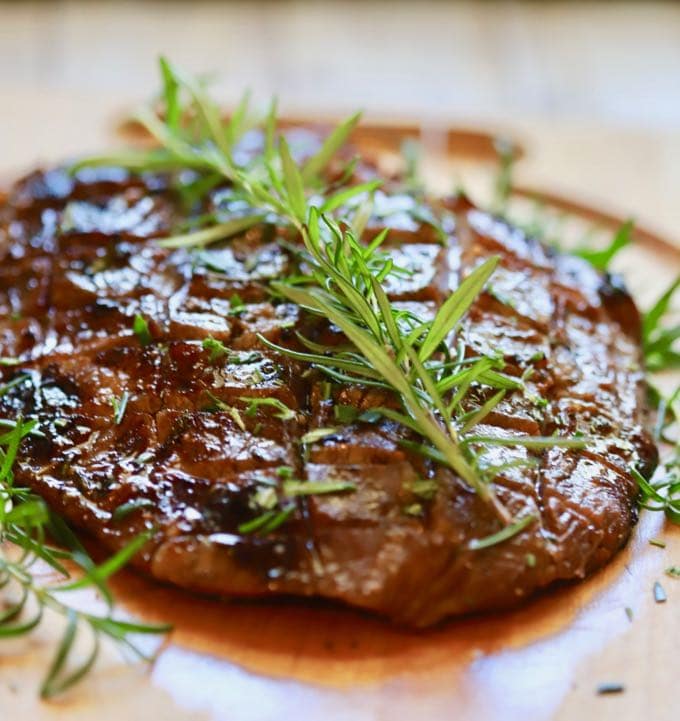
[2,0,680,248]
[0,2,679,720]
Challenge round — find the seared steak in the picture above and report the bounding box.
[0,163,657,627]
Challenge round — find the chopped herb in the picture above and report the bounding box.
[202,390,229,412]
[403,503,423,517]
[575,219,633,271]
[333,404,359,424]
[625,606,634,622]
[0,357,20,366]
[276,466,294,479]
[491,136,515,213]
[358,408,382,423]
[158,214,266,249]
[132,314,152,346]
[232,351,263,365]
[468,514,536,551]
[251,369,264,384]
[282,479,356,496]
[525,553,537,568]
[596,682,625,695]
[300,427,338,444]
[634,464,680,528]
[408,478,438,501]
[239,396,296,421]
[229,294,246,315]
[0,374,29,398]
[463,435,589,450]
[665,566,680,579]
[238,504,295,535]
[653,581,667,603]
[320,381,332,401]
[202,336,229,362]
[400,138,423,192]
[250,486,278,511]
[111,497,155,521]
[110,391,129,426]
[228,406,246,431]
[649,538,667,549]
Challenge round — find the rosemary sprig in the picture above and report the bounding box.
[643,276,680,372]
[574,219,633,270]
[74,57,587,525]
[0,418,170,697]
[490,140,679,526]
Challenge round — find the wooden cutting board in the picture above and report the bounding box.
[0,95,678,721]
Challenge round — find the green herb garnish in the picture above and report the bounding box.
[110,391,130,425]
[300,427,338,444]
[132,313,153,346]
[333,404,359,424]
[239,396,296,421]
[468,514,536,551]
[653,581,667,603]
[73,58,591,532]
[0,419,169,697]
[408,478,438,500]
[575,219,633,270]
[643,276,680,372]
[202,336,229,362]
[596,682,625,695]
[111,497,156,522]
[281,479,356,496]
[237,504,295,535]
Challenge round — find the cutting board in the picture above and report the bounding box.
[0,103,678,721]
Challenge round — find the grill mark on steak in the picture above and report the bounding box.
[0,165,657,627]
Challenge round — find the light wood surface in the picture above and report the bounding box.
[1,3,679,718]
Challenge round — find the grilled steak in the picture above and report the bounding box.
[0,160,657,627]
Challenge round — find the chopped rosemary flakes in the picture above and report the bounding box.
[468,515,536,551]
[596,682,625,695]
[112,497,156,521]
[202,336,229,361]
[408,478,438,501]
[239,396,296,421]
[132,313,153,346]
[110,391,130,425]
[300,427,339,444]
[653,581,667,603]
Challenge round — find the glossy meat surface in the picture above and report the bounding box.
[0,166,657,626]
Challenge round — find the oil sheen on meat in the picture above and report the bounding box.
[0,161,657,627]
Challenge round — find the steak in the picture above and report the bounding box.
[0,161,657,627]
